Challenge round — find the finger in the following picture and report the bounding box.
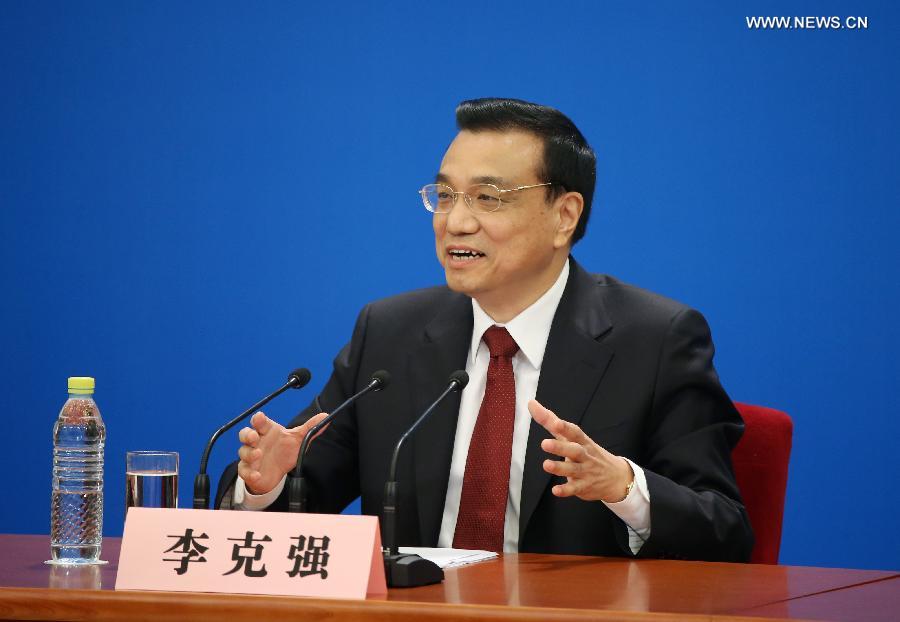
[552,481,581,498]
[528,399,569,440]
[553,419,590,444]
[250,411,272,434]
[237,462,260,483]
[238,445,260,463]
[541,438,588,461]
[238,426,259,446]
[528,399,557,430]
[529,399,587,443]
[310,422,330,442]
[543,458,581,478]
[289,412,330,438]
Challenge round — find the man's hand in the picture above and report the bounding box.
[237,411,329,495]
[528,399,634,503]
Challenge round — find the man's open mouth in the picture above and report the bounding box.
[448,249,486,261]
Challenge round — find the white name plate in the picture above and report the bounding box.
[115,507,387,599]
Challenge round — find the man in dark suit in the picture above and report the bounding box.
[219,98,753,562]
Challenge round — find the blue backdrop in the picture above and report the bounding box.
[2,1,897,571]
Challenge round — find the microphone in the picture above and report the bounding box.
[383,370,469,588]
[192,367,311,510]
[286,370,391,513]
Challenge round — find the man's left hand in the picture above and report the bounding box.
[529,399,634,503]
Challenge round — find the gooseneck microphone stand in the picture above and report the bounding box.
[193,368,311,509]
[383,370,469,587]
[287,370,391,513]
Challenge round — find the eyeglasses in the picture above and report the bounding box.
[419,182,553,214]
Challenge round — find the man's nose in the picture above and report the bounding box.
[444,196,479,234]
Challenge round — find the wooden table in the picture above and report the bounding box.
[0,534,896,621]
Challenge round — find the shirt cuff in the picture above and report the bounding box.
[602,458,651,554]
[234,474,286,511]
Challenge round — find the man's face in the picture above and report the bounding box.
[433,130,568,314]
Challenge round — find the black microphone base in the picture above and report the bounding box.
[286,474,308,513]
[193,473,210,510]
[383,553,444,588]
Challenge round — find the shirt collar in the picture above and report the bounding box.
[469,259,570,369]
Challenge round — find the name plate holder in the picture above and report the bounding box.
[115,508,386,599]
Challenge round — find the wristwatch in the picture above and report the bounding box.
[623,477,635,499]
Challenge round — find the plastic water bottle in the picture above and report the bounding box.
[50,377,106,564]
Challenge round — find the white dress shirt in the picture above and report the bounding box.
[237,260,651,554]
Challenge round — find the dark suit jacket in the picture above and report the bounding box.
[217,259,753,562]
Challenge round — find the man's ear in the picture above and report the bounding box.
[553,192,584,249]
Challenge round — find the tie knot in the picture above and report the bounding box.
[482,325,519,359]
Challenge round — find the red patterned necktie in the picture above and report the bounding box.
[453,325,520,552]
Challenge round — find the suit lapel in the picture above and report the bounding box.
[519,259,615,539]
[410,294,472,546]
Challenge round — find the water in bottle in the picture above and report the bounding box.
[50,376,106,564]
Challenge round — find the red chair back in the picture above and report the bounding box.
[731,403,793,564]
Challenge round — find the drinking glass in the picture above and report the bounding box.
[125,451,179,510]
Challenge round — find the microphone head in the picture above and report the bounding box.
[448,370,469,390]
[370,369,391,390]
[288,368,312,388]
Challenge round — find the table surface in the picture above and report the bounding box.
[1,534,897,622]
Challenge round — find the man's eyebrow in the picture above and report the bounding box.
[434,173,508,185]
[472,175,506,186]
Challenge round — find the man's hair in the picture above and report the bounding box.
[455,98,596,244]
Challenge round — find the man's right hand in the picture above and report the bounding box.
[237,411,329,495]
